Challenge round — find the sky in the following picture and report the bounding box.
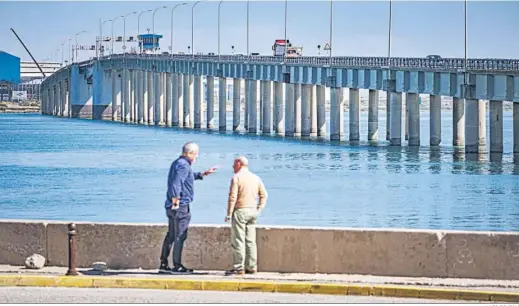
[0,1,518,63]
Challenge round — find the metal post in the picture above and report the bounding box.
[123,12,137,54]
[246,0,249,56]
[75,31,86,63]
[218,0,224,59]
[111,16,123,55]
[284,0,287,60]
[137,10,152,54]
[191,1,202,58]
[66,223,78,276]
[329,0,332,58]
[152,6,167,55]
[170,3,186,56]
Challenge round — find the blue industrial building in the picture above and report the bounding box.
[0,51,21,85]
[138,34,163,53]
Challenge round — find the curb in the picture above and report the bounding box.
[0,275,518,302]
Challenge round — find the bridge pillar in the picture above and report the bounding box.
[183,73,193,128]
[407,93,420,146]
[244,79,249,131]
[389,91,402,146]
[156,72,166,126]
[310,85,317,137]
[111,70,118,121]
[123,69,131,123]
[293,83,302,137]
[349,88,360,142]
[453,98,465,146]
[430,95,441,146]
[262,81,272,135]
[137,70,144,124]
[247,79,258,134]
[57,80,62,116]
[193,74,202,129]
[301,84,312,137]
[219,77,227,131]
[330,87,344,142]
[172,73,180,127]
[386,95,390,141]
[62,80,69,118]
[368,89,379,142]
[274,81,284,135]
[489,100,503,153]
[142,71,149,124]
[206,76,215,129]
[232,78,241,131]
[130,70,136,123]
[51,85,56,115]
[284,83,295,137]
[147,71,154,124]
[514,103,519,155]
[465,99,486,154]
[177,74,184,128]
[316,85,326,139]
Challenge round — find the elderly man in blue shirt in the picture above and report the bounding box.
[159,142,217,273]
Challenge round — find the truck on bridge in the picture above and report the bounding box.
[272,39,303,57]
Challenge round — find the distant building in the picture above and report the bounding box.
[0,51,21,85]
[138,34,163,54]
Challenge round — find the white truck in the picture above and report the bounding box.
[272,39,302,57]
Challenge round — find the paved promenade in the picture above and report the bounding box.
[0,265,517,302]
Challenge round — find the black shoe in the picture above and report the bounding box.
[172,264,194,273]
[158,262,173,274]
[225,269,245,276]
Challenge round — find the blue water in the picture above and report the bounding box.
[0,113,518,231]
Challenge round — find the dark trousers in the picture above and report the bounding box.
[159,205,191,266]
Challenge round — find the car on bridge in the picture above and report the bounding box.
[426,55,442,60]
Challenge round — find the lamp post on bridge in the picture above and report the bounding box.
[123,12,137,54]
[191,1,203,59]
[170,3,187,56]
[152,6,168,54]
[246,0,249,57]
[284,0,287,61]
[218,0,224,60]
[99,19,112,58]
[75,31,87,63]
[68,38,72,64]
[137,10,152,54]
[328,0,333,59]
[111,15,124,56]
[61,39,68,66]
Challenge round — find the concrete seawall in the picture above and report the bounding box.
[1,220,518,280]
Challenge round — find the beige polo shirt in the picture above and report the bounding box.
[227,167,268,216]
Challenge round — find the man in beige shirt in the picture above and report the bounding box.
[224,156,267,276]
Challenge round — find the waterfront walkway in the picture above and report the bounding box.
[0,265,517,302]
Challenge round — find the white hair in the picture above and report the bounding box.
[235,156,249,167]
[182,142,199,154]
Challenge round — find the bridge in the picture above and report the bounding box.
[40,53,519,155]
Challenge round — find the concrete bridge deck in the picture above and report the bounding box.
[40,53,519,155]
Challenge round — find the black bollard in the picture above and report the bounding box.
[66,223,79,276]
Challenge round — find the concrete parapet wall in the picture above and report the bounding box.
[1,219,518,280]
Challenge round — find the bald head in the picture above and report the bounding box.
[182,142,199,162]
[233,156,249,173]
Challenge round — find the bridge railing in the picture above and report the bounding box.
[75,53,519,73]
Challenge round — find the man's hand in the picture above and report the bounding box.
[171,198,180,210]
[203,165,219,176]
[224,215,231,223]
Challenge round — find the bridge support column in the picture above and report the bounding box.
[489,100,503,153]
[301,84,312,137]
[453,97,465,146]
[274,81,284,135]
[316,85,326,139]
[137,70,144,124]
[165,73,172,126]
[206,76,215,129]
[407,93,420,146]
[123,69,131,123]
[194,74,202,129]
[57,81,62,116]
[147,71,154,124]
[50,85,55,115]
[368,89,379,142]
[158,73,167,125]
[514,103,519,155]
[386,94,390,141]
[183,74,193,128]
[310,85,317,137]
[330,87,344,141]
[111,70,118,121]
[284,83,295,137]
[294,83,302,137]
[247,79,258,134]
[61,81,67,117]
[142,71,149,124]
[405,98,408,141]
[64,80,70,117]
[465,99,486,153]
[172,73,180,127]
[349,88,360,141]
[389,92,402,146]
[233,78,241,131]
[430,95,441,146]
[219,77,227,131]
[244,80,249,131]
[130,70,136,123]
[177,74,184,128]
[262,80,272,135]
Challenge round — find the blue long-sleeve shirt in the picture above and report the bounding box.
[165,156,204,209]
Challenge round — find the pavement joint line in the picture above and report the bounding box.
[0,274,518,302]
